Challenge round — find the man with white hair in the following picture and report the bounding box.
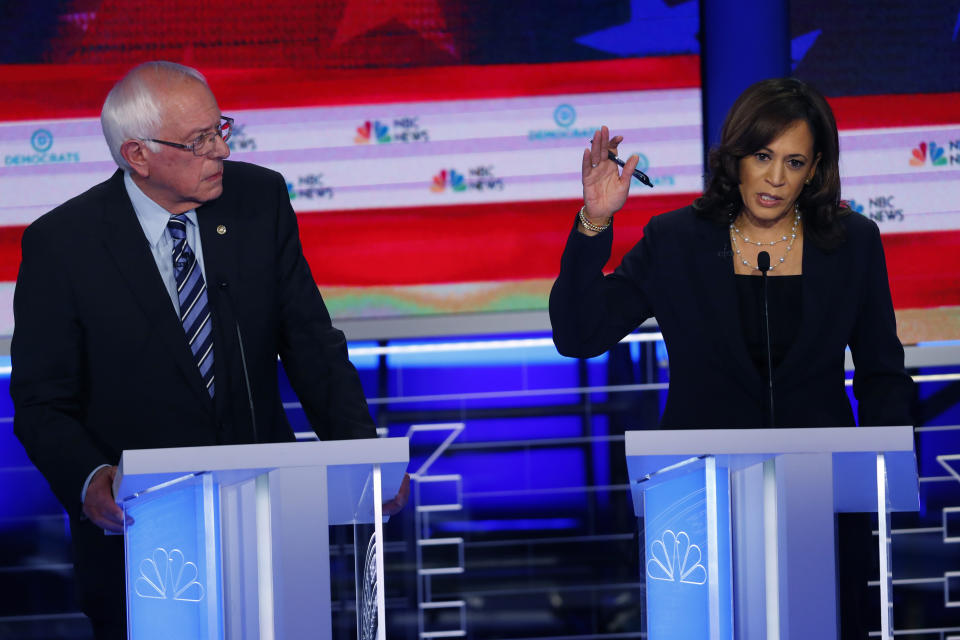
[11,61,398,638]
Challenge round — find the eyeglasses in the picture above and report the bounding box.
[143,116,233,156]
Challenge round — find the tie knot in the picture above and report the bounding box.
[167,214,188,240]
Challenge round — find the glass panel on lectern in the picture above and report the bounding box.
[878,453,894,636]
[640,458,732,640]
[350,466,381,640]
[354,519,379,640]
[121,473,223,640]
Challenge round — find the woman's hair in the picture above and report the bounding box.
[694,77,849,249]
[100,61,208,171]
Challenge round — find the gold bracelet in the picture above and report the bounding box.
[578,206,611,233]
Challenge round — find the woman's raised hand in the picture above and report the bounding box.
[581,125,640,227]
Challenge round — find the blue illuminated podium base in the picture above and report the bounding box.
[113,439,409,640]
[626,427,917,640]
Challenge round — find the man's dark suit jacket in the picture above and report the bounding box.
[550,205,914,429]
[11,161,376,627]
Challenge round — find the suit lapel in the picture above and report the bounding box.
[97,171,215,412]
[197,194,242,287]
[775,235,839,382]
[691,216,764,400]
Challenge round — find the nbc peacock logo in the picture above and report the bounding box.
[354,121,391,144]
[430,169,466,193]
[646,530,707,586]
[845,199,864,214]
[134,548,205,602]
[909,142,947,167]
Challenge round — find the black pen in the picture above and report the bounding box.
[608,150,653,188]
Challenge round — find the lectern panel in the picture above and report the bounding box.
[115,439,409,639]
[122,473,223,639]
[642,462,732,640]
[628,427,919,640]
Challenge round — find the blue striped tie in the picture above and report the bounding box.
[167,215,215,397]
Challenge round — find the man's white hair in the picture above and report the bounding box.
[100,61,209,171]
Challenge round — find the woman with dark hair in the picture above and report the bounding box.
[550,77,913,638]
[551,76,912,429]
[696,76,846,250]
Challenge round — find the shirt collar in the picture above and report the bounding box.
[123,171,199,248]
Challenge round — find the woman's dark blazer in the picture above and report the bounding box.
[549,205,914,429]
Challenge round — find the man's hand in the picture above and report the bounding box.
[382,473,410,516]
[82,465,132,533]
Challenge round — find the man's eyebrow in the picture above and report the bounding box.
[184,119,221,138]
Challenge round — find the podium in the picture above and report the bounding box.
[112,438,409,640]
[625,426,918,640]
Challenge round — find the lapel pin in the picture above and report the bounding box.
[216,224,227,235]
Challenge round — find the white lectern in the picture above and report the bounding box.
[626,426,918,640]
[112,438,409,640]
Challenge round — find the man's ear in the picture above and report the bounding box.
[120,139,150,178]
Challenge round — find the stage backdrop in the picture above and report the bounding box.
[789,0,960,342]
[1,0,958,341]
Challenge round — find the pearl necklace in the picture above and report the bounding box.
[729,207,801,271]
[730,204,801,246]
